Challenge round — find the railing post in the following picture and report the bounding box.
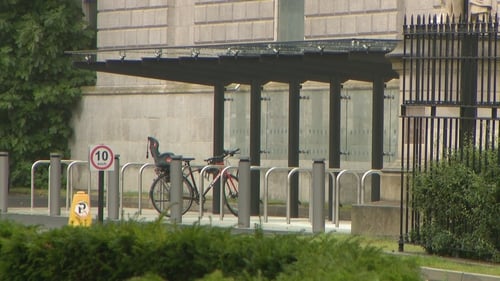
[238,157,251,228]
[0,152,8,213]
[170,155,183,223]
[49,153,61,216]
[107,155,120,220]
[312,159,325,233]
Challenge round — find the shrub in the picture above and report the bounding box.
[275,236,421,281]
[0,219,422,281]
[412,145,500,262]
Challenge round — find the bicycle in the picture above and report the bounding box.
[147,136,240,216]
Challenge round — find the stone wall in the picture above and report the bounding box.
[305,0,400,39]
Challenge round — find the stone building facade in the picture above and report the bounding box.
[72,0,499,202]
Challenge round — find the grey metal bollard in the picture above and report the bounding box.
[238,157,251,228]
[170,155,183,223]
[107,154,120,220]
[312,159,325,233]
[49,153,62,216]
[0,152,9,213]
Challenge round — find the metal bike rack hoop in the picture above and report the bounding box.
[326,168,342,222]
[263,167,290,222]
[334,169,361,227]
[286,167,311,224]
[248,166,272,221]
[66,160,89,210]
[360,169,382,204]
[31,159,83,212]
[198,164,225,220]
[120,162,145,219]
[30,160,50,210]
[138,163,155,215]
[218,165,237,221]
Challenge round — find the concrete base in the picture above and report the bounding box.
[351,201,403,238]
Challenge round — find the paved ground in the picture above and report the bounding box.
[2,206,351,235]
[4,191,349,233]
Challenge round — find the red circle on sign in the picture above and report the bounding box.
[90,145,114,170]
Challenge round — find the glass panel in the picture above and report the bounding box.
[262,89,288,160]
[226,83,400,165]
[226,87,249,155]
[299,89,329,160]
[343,88,372,162]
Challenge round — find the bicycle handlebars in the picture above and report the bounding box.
[225,148,240,157]
[204,148,240,164]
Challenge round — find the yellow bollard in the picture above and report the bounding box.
[68,191,92,226]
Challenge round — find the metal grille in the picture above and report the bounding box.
[401,14,500,240]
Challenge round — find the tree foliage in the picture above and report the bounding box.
[0,0,95,186]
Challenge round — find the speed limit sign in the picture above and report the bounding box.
[89,144,114,171]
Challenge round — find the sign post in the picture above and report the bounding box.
[89,144,114,223]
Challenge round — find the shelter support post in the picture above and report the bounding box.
[250,81,261,215]
[371,78,384,201]
[328,77,342,220]
[288,81,301,217]
[212,83,225,214]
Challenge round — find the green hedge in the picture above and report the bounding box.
[0,220,422,281]
[412,146,500,262]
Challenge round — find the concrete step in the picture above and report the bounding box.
[351,200,401,237]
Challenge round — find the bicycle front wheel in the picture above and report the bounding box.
[223,174,239,216]
[149,174,194,216]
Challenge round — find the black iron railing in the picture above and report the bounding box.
[401,14,500,246]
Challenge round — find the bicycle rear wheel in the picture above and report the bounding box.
[149,174,194,215]
[223,174,239,216]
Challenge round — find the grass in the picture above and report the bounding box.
[10,187,36,195]
[345,234,500,277]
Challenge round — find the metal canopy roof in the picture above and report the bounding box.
[71,39,399,85]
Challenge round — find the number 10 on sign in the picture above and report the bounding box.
[89,144,114,171]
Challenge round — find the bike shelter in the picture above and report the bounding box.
[70,39,399,217]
